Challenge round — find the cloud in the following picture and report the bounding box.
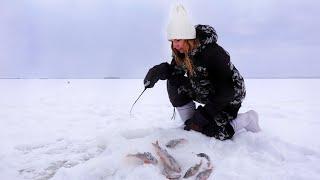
[0,0,319,78]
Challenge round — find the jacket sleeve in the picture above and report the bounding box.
[202,45,235,119]
[149,58,185,81]
[167,58,186,78]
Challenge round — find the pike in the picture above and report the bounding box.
[183,160,202,178]
[126,152,158,165]
[152,141,181,173]
[166,138,187,148]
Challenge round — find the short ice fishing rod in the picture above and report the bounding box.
[130,80,150,116]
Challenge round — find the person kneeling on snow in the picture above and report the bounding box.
[143,4,261,140]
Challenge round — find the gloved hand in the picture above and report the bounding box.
[184,119,202,132]
[143,62,170,88]
[183,106,210,132]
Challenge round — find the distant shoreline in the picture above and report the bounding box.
[0,77,320,80]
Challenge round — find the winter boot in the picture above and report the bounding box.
[230,110,261,133]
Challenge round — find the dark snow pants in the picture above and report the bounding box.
[167,76,239,140]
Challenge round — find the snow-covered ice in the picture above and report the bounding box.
[0,79,319,180]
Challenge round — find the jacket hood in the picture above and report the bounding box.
[189,25,218,56]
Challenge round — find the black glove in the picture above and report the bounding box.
[183,106,210,131]
[183,119,193,131]
[184,118,202,132]
[143,62,171,88]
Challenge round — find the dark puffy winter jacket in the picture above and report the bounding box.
[168,25,246,120]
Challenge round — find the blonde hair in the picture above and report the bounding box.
[171,39,199,76]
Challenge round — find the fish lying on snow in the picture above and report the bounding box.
[165,138,187,148]
[195,168,213,180]
[126,152,158,165]
[162,165,181,180]
[196,153,211,168]
[183,160,202,178]
[152,141,181,173]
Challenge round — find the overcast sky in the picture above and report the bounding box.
[0,0,319,78]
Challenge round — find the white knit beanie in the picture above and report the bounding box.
[167,4,196,40]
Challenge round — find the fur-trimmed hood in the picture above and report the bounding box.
[190,25,218,56]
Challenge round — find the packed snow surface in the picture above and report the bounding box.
[0,79,319,180]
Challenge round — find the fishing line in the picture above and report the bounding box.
[129,81,150,116]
